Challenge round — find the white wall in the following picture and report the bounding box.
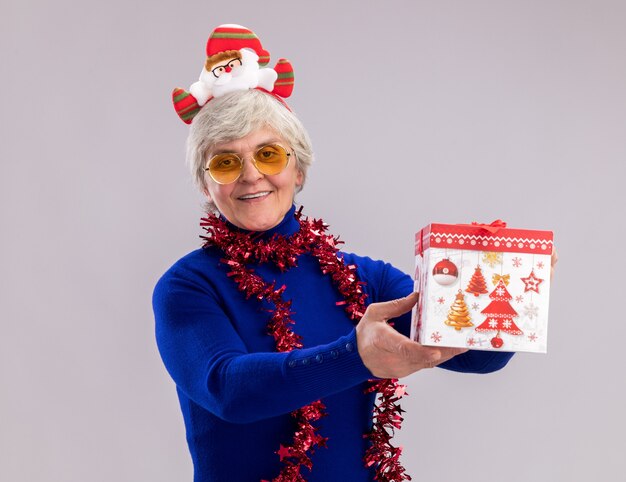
[1,1,624,480]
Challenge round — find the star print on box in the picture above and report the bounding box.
[412,221,553,353]
[521,270,544,293]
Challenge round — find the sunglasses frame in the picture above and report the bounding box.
[204,143,293,185]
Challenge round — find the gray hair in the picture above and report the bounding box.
[186,89,314,212]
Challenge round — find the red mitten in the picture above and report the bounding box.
[172,88,204,125]
[271,58,294,99]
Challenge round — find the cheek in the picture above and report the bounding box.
[204,182,233,203]
[276,177,299,193]
[203,184,212,201]
[203,182,215,202]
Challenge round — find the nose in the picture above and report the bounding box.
[239,158,263,183]
[225,66,232,73]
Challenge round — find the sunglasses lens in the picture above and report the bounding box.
[254,144,289,175]
[208,154,242,184]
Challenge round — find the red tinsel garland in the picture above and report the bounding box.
[200,207,411,482]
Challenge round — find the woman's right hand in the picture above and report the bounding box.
[356,292,467,379]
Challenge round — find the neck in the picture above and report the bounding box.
[218,204,300,239]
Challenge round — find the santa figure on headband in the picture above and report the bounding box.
[173,24,294,124]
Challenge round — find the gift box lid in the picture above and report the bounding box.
[415,221,554,255]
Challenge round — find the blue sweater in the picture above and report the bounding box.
[153,206,513,481]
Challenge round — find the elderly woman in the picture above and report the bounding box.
[154,25,517,482]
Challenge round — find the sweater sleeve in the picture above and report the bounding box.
[153,265,373,424]
[352,255,514,374]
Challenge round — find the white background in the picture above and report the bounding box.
[2,1,625,481]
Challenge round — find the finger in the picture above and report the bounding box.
[551,248,558,280]
[436,347,468,364]
[366,292,419,321]
[551,248,559,266]
[421,346,467,366]
[393,338,453,367]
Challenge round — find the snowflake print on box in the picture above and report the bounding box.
[523,303,539,320]
[411,221,553,353]
[482,252,502,268]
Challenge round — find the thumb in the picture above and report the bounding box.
[366,292,419,321]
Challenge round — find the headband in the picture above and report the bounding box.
[172,24,295,124]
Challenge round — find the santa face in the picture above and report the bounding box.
[206,50,247,88]
[204,49,241,73]
[199,48,262,97]
[203,127,303,232]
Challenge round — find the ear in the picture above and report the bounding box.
[296,169,304,187]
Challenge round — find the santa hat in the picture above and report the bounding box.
[205,24,270,66]
[172,24,294,124]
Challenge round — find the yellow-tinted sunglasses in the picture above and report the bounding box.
[205,143,293,185]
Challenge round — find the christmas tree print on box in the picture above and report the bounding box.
[475,279,522,349]
[410,222,553,353]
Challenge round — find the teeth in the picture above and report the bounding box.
[239,191,270,200]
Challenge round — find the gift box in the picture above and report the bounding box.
[410,221,554,353]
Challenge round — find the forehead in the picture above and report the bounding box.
[211,127,285,153]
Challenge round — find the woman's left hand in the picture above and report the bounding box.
[355,293,467,379]
[551,247,558,280]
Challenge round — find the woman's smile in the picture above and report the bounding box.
[236,190,272,201]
